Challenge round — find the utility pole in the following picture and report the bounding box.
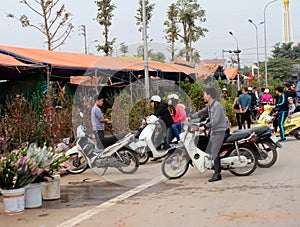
[229,31,241,90]
[142,0,150,100]
[79,25,87,54]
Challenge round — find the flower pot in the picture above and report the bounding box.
[1,187,25,215]
[41,174,61,200]
[25,183,42,208]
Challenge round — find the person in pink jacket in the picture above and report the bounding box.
[167,94,187,144]
[261,89,273,103]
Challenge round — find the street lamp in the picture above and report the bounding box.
[88,40,98,54]
[229,31,241,90]
[264,0,279,87]
[248,19,264,81]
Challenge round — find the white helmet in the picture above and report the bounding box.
[167,94,179,105]
[167,94,179,100]
[150,95,161,102]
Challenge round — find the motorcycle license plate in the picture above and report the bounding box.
[270,135,279,143]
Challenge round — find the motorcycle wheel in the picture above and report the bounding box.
[294,130,300,140]
[66,153,88,174]
[228,144,257,176]
[115,149,139,174]
[138,152,150,165]
[257,141,278,168]
[161,148,189,179]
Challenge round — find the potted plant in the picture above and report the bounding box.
[0,146,45,214]
[0,144,69,211]
[38,146,70,200]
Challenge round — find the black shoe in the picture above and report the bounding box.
[208,174,222,182]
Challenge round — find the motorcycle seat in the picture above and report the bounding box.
[233,126,269,135]
[97,132,129,149]
[224,131,252,143]
[290,112,300,119]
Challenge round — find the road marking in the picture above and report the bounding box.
[57,175,166,227]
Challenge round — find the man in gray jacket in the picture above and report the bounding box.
[191,87,227,182]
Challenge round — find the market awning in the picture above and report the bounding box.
[0,53,45,80]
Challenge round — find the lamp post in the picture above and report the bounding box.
[264,0,279,87]
[248,19,264,81]
[229,31,241,90]
[88,40,98,54]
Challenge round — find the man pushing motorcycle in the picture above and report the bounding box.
[191,87,227,182]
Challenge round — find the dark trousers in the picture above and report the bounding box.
[241,110,251,129]
[236,113,242,130]
[94,130,104,148]
[278,111,287,140]
[273,114,279,132]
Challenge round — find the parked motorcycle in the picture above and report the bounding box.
[234,126,281,168]
[133,115,172,164]
[257,104,300,140]
[161,120,258,179]
[66,112,139,175]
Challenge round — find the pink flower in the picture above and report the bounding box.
[19,156,26,165]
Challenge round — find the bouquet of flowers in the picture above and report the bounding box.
[33,145,70,183]
[0,144,69,190]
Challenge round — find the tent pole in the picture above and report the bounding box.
[47,65,50,92]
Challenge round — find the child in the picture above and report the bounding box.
[287,97,296,123]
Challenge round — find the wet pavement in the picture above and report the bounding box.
[43,181,131,209]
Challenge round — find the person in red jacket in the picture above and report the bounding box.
[167,94,187,144]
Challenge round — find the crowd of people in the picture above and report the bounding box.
[90,83,298,182]
[232,81,298,142]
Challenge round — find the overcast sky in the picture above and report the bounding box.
[0,0,299,66]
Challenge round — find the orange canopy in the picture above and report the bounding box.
[0,45,182,73]
[224,68,239,80]
[0,53,31,67]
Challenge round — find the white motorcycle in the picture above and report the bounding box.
[133,115,175,164]
[66,113,139,175]
[161,120,258,179]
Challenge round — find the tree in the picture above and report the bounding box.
[7,0,73,51]
[175,0,208,62]
[266,42,300,80]
[119,43,129,56]
[176,48,187,60]
[135,0,155,39]
[95,0,116,56]
[164,3,180,61]
[150,52,166,63]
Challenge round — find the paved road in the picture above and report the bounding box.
[1,137,300,226]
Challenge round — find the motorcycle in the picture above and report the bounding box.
[234,126,281,168]
[133,115,173,164]
[66,112,139,175]
[257,104,300,140]
[161,120,258,179]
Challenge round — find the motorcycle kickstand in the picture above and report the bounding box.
[101,166,108,176]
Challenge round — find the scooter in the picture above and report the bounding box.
[161,120,258,179]
[257,104,300,140]
[66,112,139,175]
[133,115,172,164]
